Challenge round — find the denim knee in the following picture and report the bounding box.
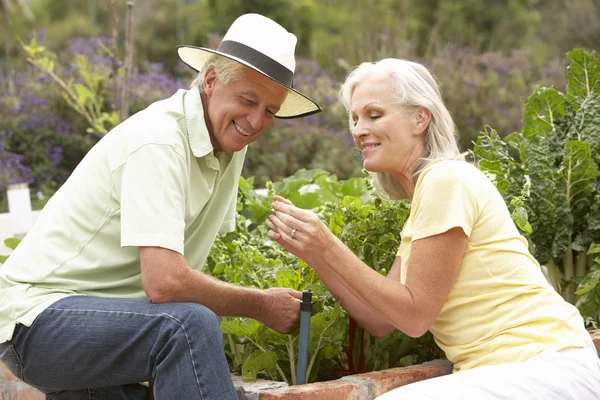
[168,303,223,344]
[0,342,23,381]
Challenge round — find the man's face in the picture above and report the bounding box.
[202,66,288,153]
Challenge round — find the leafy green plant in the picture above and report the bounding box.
[21,36,120,135]
[207,171,442,383]
[472,49,600,324]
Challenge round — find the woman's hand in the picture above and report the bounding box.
[266,195,337,264]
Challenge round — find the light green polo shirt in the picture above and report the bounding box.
[0,88,246,343]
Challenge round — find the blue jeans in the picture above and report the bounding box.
[0,296,237,399]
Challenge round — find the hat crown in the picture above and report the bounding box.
[222,13,297,73]
[176,13,321,118]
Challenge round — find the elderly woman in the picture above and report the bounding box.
[266,58,600,399]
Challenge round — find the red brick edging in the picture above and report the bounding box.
[2,330,599,399]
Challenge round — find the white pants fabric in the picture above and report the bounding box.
[377,342,600,400]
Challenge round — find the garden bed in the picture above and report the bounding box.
[1,330,598,400]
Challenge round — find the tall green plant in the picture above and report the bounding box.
[472,49,600,324]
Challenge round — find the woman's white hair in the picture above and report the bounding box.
[190,55,245,91]
[340,58,462,199]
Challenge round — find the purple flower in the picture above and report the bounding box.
[0,143,33,188]
[48,146,64,164]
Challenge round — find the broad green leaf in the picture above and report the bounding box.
[242,350,278,381]
[220,318,263,337]
[340,178,369,199]
[512,206,532,234]
[471,127,523,198]
[575,284,600,318]
[74,84,94,108]
[522,87,566,141]
[570,98,600,159]
[561,141,598,219]
[566,49,600,112]
[275,269,297,289]
[288,191,320,209]
[575,270,600,295]
[520,88,567,264]
[341,196,362,208]
[0,255,8,264]
[588,243,600,255]
[4,238,21,250]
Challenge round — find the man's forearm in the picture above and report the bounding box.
[149,266,266,320]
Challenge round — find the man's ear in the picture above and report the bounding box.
[414,107,432,136]
[203,67,217,96]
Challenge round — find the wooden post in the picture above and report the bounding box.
[120,1,134,121]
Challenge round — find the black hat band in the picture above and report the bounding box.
[217,40,294,87]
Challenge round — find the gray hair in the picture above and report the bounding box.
[340,58,462,199]
[190,55,245,91]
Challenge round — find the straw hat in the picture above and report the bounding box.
[177,13,321,119]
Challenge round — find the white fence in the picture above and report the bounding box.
[0,211,41,254]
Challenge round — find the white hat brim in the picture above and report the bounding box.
[177,45,322,119]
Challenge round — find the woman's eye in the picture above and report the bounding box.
[370,114,381,120]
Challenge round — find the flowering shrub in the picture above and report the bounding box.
[0,141,32,189]
[0,35,182,211]
[429,46,566,148]
[0,33,572,211]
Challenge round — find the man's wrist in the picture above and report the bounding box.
[243,287,268,321]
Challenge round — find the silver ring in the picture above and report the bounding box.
[291,228,297,239]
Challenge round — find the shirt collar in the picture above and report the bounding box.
[183,87,215,158]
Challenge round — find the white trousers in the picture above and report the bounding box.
[377,342,600,400]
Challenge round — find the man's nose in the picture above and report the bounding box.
[247,108,264,131]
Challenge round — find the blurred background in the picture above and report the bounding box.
[1,0,600,212]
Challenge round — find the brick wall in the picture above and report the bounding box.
[1,330,599,400]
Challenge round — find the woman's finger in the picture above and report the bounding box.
[272,200,312,223]
[269,214,304,243]
[273,195,293,205]
[265,218,281,234]
[268,214,304,244]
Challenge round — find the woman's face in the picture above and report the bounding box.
[350,77,427,176]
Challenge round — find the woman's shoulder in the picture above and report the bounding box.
[420,160,485,183]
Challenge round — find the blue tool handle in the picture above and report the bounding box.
[296,291,312,385]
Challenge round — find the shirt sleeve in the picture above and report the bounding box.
[119,144,187,254]
[409,164,479,241]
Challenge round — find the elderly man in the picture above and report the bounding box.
[0,14,320,399]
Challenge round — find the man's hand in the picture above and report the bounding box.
[140,247,303,333]
[256,288,302,334]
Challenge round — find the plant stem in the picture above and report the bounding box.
[227,334,242,369]
[543,260,561,294]
[247,337,289,384]
[288,336,296,385]
[305,309,339,380]
[347,317,356,373]
[276,363,289,384]
[120,1,134,120]
[564,245,574,303]
[108,0,119,108]
[357,326,365,373]
[575,250,588,279]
